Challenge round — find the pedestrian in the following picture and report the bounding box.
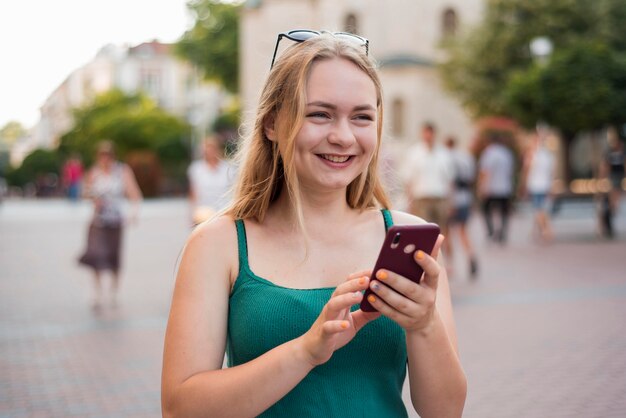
[187,136,236,225]
[477,132,516,244]
[520,129,556,243]
[61,153,84,202]
[162,30,466,418]
[445,136,478,278]
[597,128,625,238]
[78,140,142,309]
[402,122,454,230]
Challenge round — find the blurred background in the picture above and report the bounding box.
[1,0,625,417]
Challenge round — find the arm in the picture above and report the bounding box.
[122,165,142,223]
[366,211,467,418]
[161,218,376,418]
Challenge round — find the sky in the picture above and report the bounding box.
[0,0,194,129]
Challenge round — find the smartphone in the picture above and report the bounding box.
[360,223,440,312]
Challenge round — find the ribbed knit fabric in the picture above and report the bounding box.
[227,209,409,417]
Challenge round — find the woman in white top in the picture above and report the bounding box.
[79,140,142,309]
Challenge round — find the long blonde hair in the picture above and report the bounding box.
[227,33,391,226]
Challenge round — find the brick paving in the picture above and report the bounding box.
[1,198,625,417]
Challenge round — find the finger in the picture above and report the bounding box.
[363,292,413,325]
[325,291,363,318]
[372,268,422,302]
[414,248,441,290]
[430,234,445,260]
[351,309,381,331]
[322,320,353,334]
[346,270,372,281]
[368,277,422,314]
[333,275,370,297]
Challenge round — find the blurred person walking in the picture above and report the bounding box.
[598,128,625,238]
[478,132,515,244]
[187,136,236,225]
[402,122,454,230]
[520,129,556,243]
[78,141,142,309]
[61,154,84,202]
[445,136,478,278]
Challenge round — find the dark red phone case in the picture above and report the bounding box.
[360,224,440,312]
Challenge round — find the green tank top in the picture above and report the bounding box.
[227,209,409,417]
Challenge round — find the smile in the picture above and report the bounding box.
[318,154,352,163]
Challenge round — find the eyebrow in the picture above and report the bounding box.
[306,101,376,112]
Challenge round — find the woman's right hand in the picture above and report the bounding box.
[298,271,380,366]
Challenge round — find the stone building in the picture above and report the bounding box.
[240,0,485,154]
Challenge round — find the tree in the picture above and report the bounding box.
[58,89,191,196]
[440,0,626,180]
[0,121,27,147]
[176,0,241,93]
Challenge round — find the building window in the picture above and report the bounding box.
[442,8,458,38]
[392,98,405,137]
[140,69,161,96]
[344,13,359,35]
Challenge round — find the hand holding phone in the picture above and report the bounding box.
[360,224,440,312]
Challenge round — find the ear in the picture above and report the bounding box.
[264,114,277,142]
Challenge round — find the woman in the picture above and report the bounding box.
[79,140,142,309]
[162,31,466,417]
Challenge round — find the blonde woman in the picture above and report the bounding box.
[162,31,466,418]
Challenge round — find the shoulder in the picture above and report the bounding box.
[183,215,240,283]
[387,209,429,226]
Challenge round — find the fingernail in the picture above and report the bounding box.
[376,270,388,280]
[353,291,360,298]
[368,295,376,303]
[372,282,380,291]
[341,321,349,329]
[416,250,425,260]
[358,277,366,285]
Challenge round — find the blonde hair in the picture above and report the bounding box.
[227,33,390,226]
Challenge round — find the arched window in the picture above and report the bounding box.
[344,13,359,35]
[442,8,458,38]
[391,98,405,137]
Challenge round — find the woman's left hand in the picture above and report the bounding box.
[365,234,445,333]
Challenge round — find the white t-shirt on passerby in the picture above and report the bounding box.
[527,146,555,194]
[479,143,515,197]
[187,159,236,212]
[402,143,454,199]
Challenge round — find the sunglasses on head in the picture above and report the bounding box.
[270,29,369,69]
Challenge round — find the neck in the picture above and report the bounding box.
[270,183,357,234]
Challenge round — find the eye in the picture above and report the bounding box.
[307,112,331,119]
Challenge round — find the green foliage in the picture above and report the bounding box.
[505,41,626,134]
[176,0,241,93]
[440,0,626,133]
[6,149,61,187]
[58,89,191,166]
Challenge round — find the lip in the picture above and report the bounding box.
[316,153,354,167]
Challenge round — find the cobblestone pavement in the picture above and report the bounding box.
[1,198,625,417]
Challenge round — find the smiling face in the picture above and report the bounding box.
[286,57,378,193]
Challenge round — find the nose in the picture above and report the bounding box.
[327,118,356,148]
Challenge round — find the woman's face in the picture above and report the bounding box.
[288,57,378,193]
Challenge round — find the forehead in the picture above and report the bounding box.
[305,58,377,106]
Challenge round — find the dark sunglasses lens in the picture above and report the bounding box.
[287,30,319,42]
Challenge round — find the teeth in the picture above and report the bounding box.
[321,154,350,163]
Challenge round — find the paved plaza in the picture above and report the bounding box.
[1,198,625,417]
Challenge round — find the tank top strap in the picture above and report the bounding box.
[234,219,250,272]
[381,208,394,232]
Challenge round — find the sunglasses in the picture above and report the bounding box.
[270,29,369,69]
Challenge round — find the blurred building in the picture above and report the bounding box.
[31,41,224,154]
[241,0,484,153]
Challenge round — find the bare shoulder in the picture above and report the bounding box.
[388,209,429,226]
[181,214,239,285]
[187,214,238,255]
